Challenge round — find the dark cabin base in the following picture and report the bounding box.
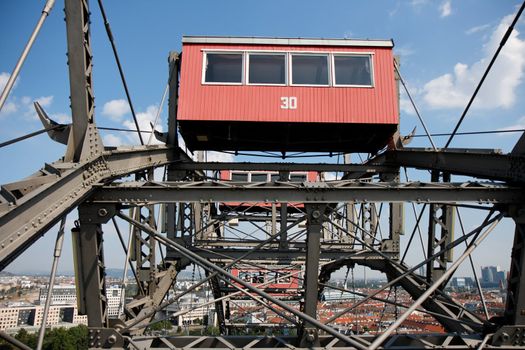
[179,120,398,153]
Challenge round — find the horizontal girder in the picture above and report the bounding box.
[90,180,524,204]
[380,148,525,183]
[131,334,483,349]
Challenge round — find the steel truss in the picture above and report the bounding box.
[1,1,525,349]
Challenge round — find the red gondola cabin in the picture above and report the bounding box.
[177,36,398,153]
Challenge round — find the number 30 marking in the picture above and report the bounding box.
[280,96,297,109]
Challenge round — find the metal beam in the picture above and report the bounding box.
[174,248,391,263]
[380,148,525,183]
[91,181,525,204]
[130,334,482,349]
[369,215,501,350]
[504,208,525,325]
[299,204,325,346]
[170,161,396,173]
[72,204,109,329]
[64,0,96,162]
[117,212,370,350]
[0,146,176,270]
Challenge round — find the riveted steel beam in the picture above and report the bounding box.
[380,148,525,183]
[90,181,525,204]
[0,146,177,270]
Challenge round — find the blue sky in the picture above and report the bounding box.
[0,0,524,277]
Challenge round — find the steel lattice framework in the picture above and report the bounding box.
[1,1,525,349]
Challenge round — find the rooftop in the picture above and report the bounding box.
[182,36,394,48]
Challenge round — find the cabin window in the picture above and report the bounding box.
[270,173,282,182]
[204,53,243,83]
[290,174,307,182]
[231,172,248,181]
[251,173,269,182]
[248,54,286,84]
[291,54,329,85]
[333,55,373,86]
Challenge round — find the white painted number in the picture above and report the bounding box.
[280,96,297,110]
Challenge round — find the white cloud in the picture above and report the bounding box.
[410,0,428,7]
[0,72,10,92]
[22,95,54,120]
[35,95,53,108]
[388,2,400,17]
[466,23,491,35]
[396,46,415,58]
[103,133,124,146]
[20,96,31,105]
[50,113,71,124]
[205,151,234,162]
[498,116,525,133]
[323,172,337,181]
[439,0,452,18]
[122,105,163,145]
[400,96,417,116]
[423,13,525,110]
[176,135,233,162]
[102,99,130,121]
[0,101,17,118]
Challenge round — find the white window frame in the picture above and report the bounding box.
[331,53,375,88]
[229,171,250,181]
[201,49,376,88]
[289,172,309,182]
[250,172,271,182]
[289,53,331,87]
[201,50,245,85]
[246,52,288,86]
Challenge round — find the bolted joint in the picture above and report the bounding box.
[306,329,316,342]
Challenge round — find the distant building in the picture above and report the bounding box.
[0,304,87,331]
[481,266,506,288]
[39,285,76,305]
[449,277,475,290]
[39,285,123,318]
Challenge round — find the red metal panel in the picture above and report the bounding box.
[178,43,398,125]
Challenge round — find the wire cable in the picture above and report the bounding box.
[0,124,62,149]
[394,63,437,150]
[444,0,525,149]
[0,0,56,112]
[97,0,144,145]
[411,128,525,138]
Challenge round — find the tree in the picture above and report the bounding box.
[43,328,75,350]
[148,320,173,332]
[67,325,88,349]
[15,328,37,349]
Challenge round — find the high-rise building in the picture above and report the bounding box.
[480,266,506,288]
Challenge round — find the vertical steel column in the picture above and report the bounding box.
[387,202,404,258]
[299,204,325,347]
[207,272,227,334]
[167,52,180,148]
[426,171,454,284]
[279,171,290,250]
[64,0,96,162]
[72,204,110,328]
[344,202,357,246]
[383,168,404,257]
[165,52,184,260]
[361,203,378,246]
[505,209,525,325]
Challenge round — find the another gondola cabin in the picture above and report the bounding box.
[177,36,398,153]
